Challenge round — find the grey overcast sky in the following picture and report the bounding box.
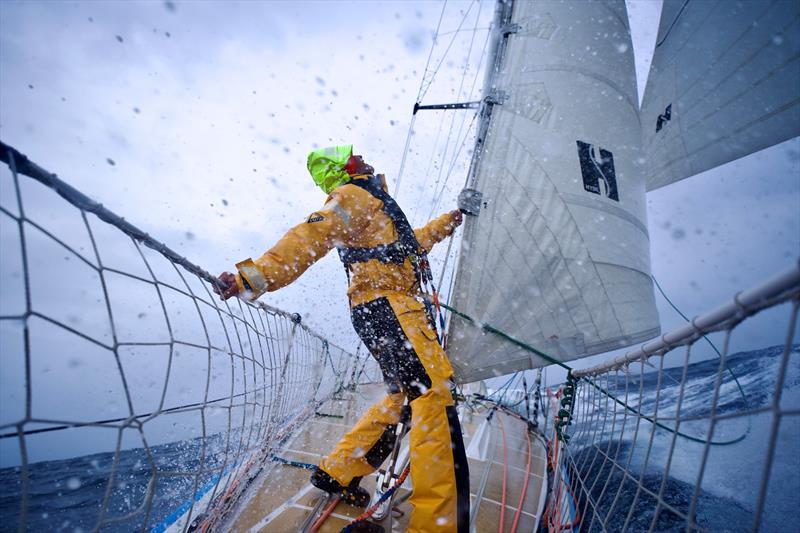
[0,0,798,462]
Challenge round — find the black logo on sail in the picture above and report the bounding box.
[656,103,672,132]
[577,141,619,202]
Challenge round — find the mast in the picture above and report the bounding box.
[442,0,514,342]
[464,0,515,190]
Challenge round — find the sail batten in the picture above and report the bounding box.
[447,0,660,382]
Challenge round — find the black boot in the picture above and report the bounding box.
[310,468,371,508]
[350,521,385,532]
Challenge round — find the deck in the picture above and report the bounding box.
[226,383,548,532]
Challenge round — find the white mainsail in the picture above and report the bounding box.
[641,0,800,191]
[447,0,660,382]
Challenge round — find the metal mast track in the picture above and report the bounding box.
[464,0,514,191]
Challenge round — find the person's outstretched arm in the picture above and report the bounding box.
[414,210,462,253]
[217,189,366,300]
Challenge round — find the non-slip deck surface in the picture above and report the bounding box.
[228,384,547,532]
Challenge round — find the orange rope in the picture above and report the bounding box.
[548,468,582,531]
[309,495,341,533]
[497,412,509,533]
[546,395,562,531]
[510,420,532,533]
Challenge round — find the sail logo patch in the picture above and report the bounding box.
[307,213,325,223]
[656,103,672,132]
[576,141,619,202]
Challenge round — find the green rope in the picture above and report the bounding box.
[442,303,570,370]
[652,275,750,408]
[441,302,747,446]
[315,411,345,419]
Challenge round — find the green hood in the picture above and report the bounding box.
[307,144,353,194]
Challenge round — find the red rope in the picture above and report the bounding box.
[497,412,509,533]
[309,495,342,533]
[510,419,533,533]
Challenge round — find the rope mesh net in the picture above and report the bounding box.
[544,276,799,532]
[0,145,380,532]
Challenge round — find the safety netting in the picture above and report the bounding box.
[544,265,799,532]
[0,142,379,532]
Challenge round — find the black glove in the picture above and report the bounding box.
[458,188,483,216]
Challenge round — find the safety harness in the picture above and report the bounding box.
[336,175,432,287]
[336,175,446,347]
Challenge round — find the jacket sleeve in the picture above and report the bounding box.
[234,189,364,300]
[414,211,460,253]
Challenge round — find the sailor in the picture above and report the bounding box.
[216,144,469,532]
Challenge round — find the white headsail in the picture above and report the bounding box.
[447,0,660,382]
[641,0,800,191]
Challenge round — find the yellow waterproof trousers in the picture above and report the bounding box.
[319,294,469,532]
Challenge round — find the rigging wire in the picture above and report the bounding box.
[652,275,750,407]
[394,0,478,196]
[502,371,537,408]
[394,112,418,199]
[489,372,518,401]
[422,5,492,317]
[413,2,448,102]
[393,0,447,197]
[424,116,480,301]
[435,227,460,302]
[428,23,492,220]
[422,0,485,222]
[411,108,449,222]
[496,374,517,405]
[425,111,480,222]
[418,0,479,103]
[410,2,488,225]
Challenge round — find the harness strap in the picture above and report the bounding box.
[338,240,409,266]
[336,176,425,279]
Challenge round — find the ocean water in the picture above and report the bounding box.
[562,344,800,533]
[0,433,232,533]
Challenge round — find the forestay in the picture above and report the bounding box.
[641,0,800,191]
[447,0,660,383]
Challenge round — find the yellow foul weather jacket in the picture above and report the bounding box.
[234,174,459,307]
